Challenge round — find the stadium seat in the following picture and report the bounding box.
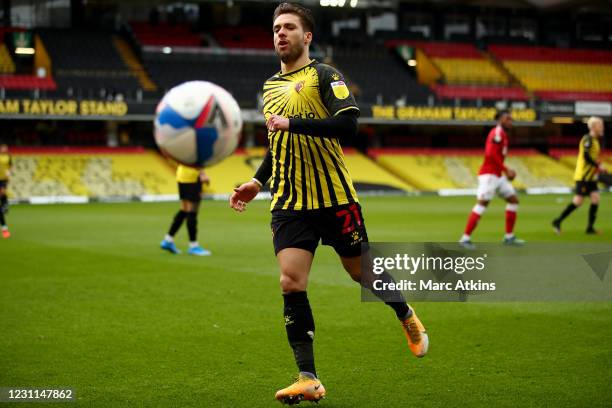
[213,26,272,49]
[7,149,176,200]
[39,29,142,96]
[370,148,574,191]
[130,22,203,47]
[432,84,528,100]
[144,52,278,108]
[489,45,612,99]
[0,44,16,74]
[396,41,511,86]
[0,75,57,90]
[333,46,432,105]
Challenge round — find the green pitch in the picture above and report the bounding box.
[1,195,611,407]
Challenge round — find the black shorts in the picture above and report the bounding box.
[575,181,598,196]
[178,182,202,202]
[271,202,369,258]
[0,180,7,189]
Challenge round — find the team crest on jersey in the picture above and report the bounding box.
[330,81,349,100]
[294,80,305,93]
[331,73,340,81]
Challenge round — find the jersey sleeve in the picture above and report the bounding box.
[582,136,599,166]
[317,64,359,117]
[583,136,592,149]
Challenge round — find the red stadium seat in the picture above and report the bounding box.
[432,84,529,100]
[0,74,57,90]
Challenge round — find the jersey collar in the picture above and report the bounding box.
[278,59,316,77]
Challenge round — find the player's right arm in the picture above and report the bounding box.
[229,149,272,212]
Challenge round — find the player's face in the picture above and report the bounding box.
[500,114,513,130]
[591,120,604,137]
[273,13,311,64]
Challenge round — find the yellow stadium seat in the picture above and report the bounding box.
[0,44,16,74]
[503,61,612,92]
[375,152,573,191]
[343,150,415,192]
[433,58,509,85]
[8,151,177,199]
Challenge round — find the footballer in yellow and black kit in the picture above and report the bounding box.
[553,116,606,235]
[176,164,203,202]
[230,5,428,402]
[159,164,211,256]
[574,133,601,196]
[0,143,12,238]
[258,60,367,257]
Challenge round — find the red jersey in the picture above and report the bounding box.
[478,125,508,176]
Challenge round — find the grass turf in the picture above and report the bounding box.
[1,194,611,407]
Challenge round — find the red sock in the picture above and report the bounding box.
[464,212,481,236]
[505,210,517,234]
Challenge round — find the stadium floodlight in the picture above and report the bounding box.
[15,47,35,55]
[350,0,358,6]
[408,59,417,66]
[162,46,173,54]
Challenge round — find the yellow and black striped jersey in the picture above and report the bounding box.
[574,134,601,182]
[263,60,359,211]
[0,153,11,181]
[176,164,200,184]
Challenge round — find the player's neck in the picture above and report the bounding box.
[281,52,312,74]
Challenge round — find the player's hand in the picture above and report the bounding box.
[230,180,261,212]
[200,172,210,185]
[599,164,607,174]
[506,168,516,181]
[266,114,289,132]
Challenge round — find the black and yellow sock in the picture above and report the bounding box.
[0,211,5,227]
[168,210,186,237]
[283,291,316,377]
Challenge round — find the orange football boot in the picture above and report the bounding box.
[401,306,429,358]
[275,374,326,405]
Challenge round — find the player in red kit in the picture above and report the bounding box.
[459,111,525,249]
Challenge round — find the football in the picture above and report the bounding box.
[154,81,242,167]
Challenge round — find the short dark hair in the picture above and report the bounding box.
[495,110,511,121]
[273,2,315,33]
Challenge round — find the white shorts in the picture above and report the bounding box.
[476,174,516,201]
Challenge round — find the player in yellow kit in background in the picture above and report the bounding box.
[0,143,12,239]
[553,116,607,234]
[160,164,211,255]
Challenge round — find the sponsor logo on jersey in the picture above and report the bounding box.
[330,81,349,100]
